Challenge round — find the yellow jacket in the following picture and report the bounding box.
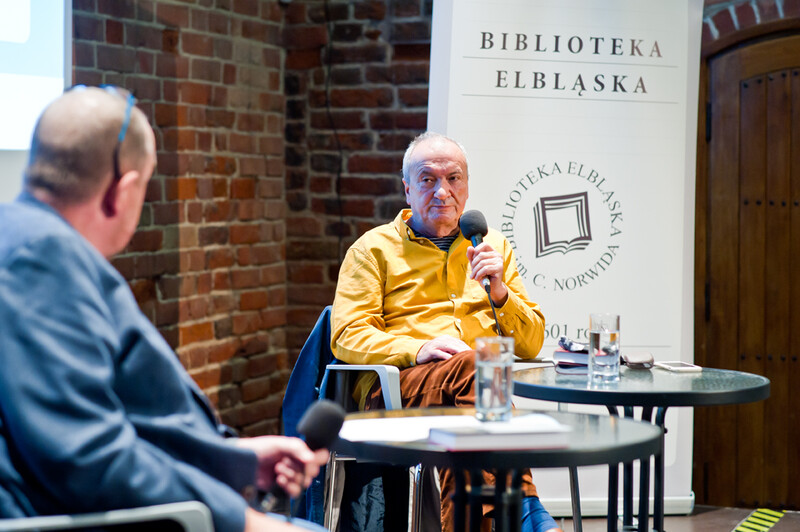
[331,210,546,409]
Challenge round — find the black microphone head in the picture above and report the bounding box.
[296,399,346,450]
[459,210,488,241]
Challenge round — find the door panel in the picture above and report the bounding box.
[697,34,800,509]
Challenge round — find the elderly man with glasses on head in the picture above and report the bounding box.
[0,87,327,532]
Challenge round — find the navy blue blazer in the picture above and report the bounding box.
[0,194,257,532]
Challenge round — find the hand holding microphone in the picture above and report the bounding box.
[459,210,506,335]
[245,399,345,517]
[459,210,508,305]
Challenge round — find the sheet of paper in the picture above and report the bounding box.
[339,413,568,442]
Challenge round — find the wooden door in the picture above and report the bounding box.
[694,34,800,509]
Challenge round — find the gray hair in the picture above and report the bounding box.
[401,131,469,181]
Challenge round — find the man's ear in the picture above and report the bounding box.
[402,178,410,203]
[101,170,140,218]
[101,180,119,217]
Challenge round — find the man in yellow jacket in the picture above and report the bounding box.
[331,131,560,532]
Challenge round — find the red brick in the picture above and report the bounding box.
[286,49,322,69]
[230,224,261,244]
[232,312,264,335]
[399,87,428,107]
[98,0,135,18]
[204,156,237,176]
[231,268,261,289]
[182,33,214,56]
[735,3,757,29]
[203,201,232,223]
[712,9,736,37]
[157,3,190,28]
[237,112,266,132]
[179,321,214,346]
[233,0,259,16]
[286,216,323,237]
[329,43,387,64]
[283,26,328,50]
[97,45,138,72]
[191,58,222,82]
[213,271,232,291]
[180,249,205,272]
[756,0,780,21]
[238,200,265,221]
[247,353,279,378]
[179,82,212,105]
[241,377,271,402]
[260,308,287,329]
[231,178,256,199]
[347,153,402,174]
[354,1,386,20]
[74,15,104,41]
[240,157,267,177]
[128,230,163,252]
[786,0,800,17]
[288,265,324,284]
[393,44,430,61]
[241,290,269,310]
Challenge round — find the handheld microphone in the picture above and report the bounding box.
[459,210,490,290]
[262,399,346,517]
[459,210,503,336]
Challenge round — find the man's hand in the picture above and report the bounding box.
[466,242,508,306]
[416,335,471,365]
[236,436,328,498]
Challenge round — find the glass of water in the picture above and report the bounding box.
[589,313,620,383]
[475,336,514,421]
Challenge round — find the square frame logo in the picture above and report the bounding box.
[533,192,592,257]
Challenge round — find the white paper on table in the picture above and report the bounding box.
[338,413,569,443]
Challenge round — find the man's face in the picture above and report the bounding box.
[403,138,469,237]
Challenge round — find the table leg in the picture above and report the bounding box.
[622,406,634,529]
[607,463,619,532]
[637,446,650,532]
[569,466,583,532]
[470,469,484,532]
[511,469,523,532]
[654,408,668,532]
[495,469,508,532]
[454,469,467,532]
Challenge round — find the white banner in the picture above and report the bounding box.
[429,0,703,516]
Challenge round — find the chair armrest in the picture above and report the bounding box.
[0,501,214,531]
[326,364,402,410]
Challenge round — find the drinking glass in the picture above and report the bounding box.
[475,336,514,421]
[589,313,620,383]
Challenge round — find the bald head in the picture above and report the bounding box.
[24,87,152,204]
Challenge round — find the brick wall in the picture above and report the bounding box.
[283,0,432,357]
[73,0,288,436]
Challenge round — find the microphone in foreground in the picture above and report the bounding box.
[459,210,490,290]
[297,399,346,450]
[263,399,346,517]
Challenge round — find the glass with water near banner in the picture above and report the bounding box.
[589,313,620,383]
[475,336,514,421]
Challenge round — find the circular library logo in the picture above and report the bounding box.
[496,160,624,292]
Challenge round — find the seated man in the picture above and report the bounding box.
[0,87,327,532]
[331,132,561,532]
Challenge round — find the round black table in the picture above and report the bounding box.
[334,407,663,532]
[513,366,770,531]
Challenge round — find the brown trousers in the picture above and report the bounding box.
[364,351,538,532]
